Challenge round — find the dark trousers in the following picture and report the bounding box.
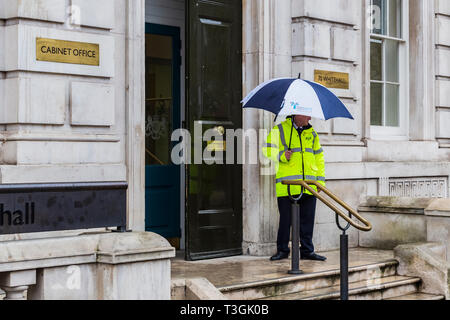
[277,194,317,255]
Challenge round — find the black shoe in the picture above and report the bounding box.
[301,252,327,261]
[270,252,289,261]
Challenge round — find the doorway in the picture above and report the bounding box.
[145,23,182,246]
[144,0,243,260]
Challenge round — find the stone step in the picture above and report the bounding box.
[262,275,421,300]
[218,260,398,300]
[386,293,445,300]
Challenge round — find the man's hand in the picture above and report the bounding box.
[285,150,293,161]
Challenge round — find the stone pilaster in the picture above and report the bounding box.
[242,0,292,255]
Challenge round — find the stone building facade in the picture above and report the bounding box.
[243,0,450,255]
[0,0,141,234]
[0,0,449,298]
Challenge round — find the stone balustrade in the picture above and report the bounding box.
[358,197,450,263]
[0,232,175,300]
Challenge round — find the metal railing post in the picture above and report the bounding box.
[282,180,373,300]
[289,201,303,275]
[287,185,303,275]
[340,232,349,300]
[336,212,351,301]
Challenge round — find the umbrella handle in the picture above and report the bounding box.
[288,117,294,150]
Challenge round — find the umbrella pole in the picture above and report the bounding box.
[288,117,294,150]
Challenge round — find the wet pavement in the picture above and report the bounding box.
[171,248,394,288]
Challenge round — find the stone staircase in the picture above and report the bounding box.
[217,260,444,300]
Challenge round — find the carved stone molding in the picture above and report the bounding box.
[379,177,448,199]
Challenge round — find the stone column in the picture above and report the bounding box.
[242,0,292,256]
[0,270,36,300]
[409,0,436,141]
[125,0,146,231]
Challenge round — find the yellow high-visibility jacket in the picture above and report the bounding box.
[262,119,325,197]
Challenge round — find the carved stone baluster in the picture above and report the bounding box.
[0,270,36,300]
[2,286,29,300]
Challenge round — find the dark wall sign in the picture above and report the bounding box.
[0,182,127,235]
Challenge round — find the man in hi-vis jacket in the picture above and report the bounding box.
[263,115,327,262]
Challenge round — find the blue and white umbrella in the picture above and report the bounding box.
[242,78,353,120]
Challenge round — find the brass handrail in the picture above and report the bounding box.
[145,148,165,166]
[282,180,372,232]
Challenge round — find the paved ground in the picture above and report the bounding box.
[171,248,394,288]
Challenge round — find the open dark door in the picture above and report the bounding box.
[186,0,243,260]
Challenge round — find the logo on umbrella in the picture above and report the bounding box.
[290,102,300,109]
[299,107,313,116]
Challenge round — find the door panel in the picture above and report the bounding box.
[145,23,181,240]
[200,19,232,119]
[186,0,242,260]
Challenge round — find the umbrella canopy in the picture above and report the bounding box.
[242,78,353,121]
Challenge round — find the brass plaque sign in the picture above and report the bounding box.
[36,38,100,66]
[314,70,349,89]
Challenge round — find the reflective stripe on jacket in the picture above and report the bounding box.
[262,119,325,197]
